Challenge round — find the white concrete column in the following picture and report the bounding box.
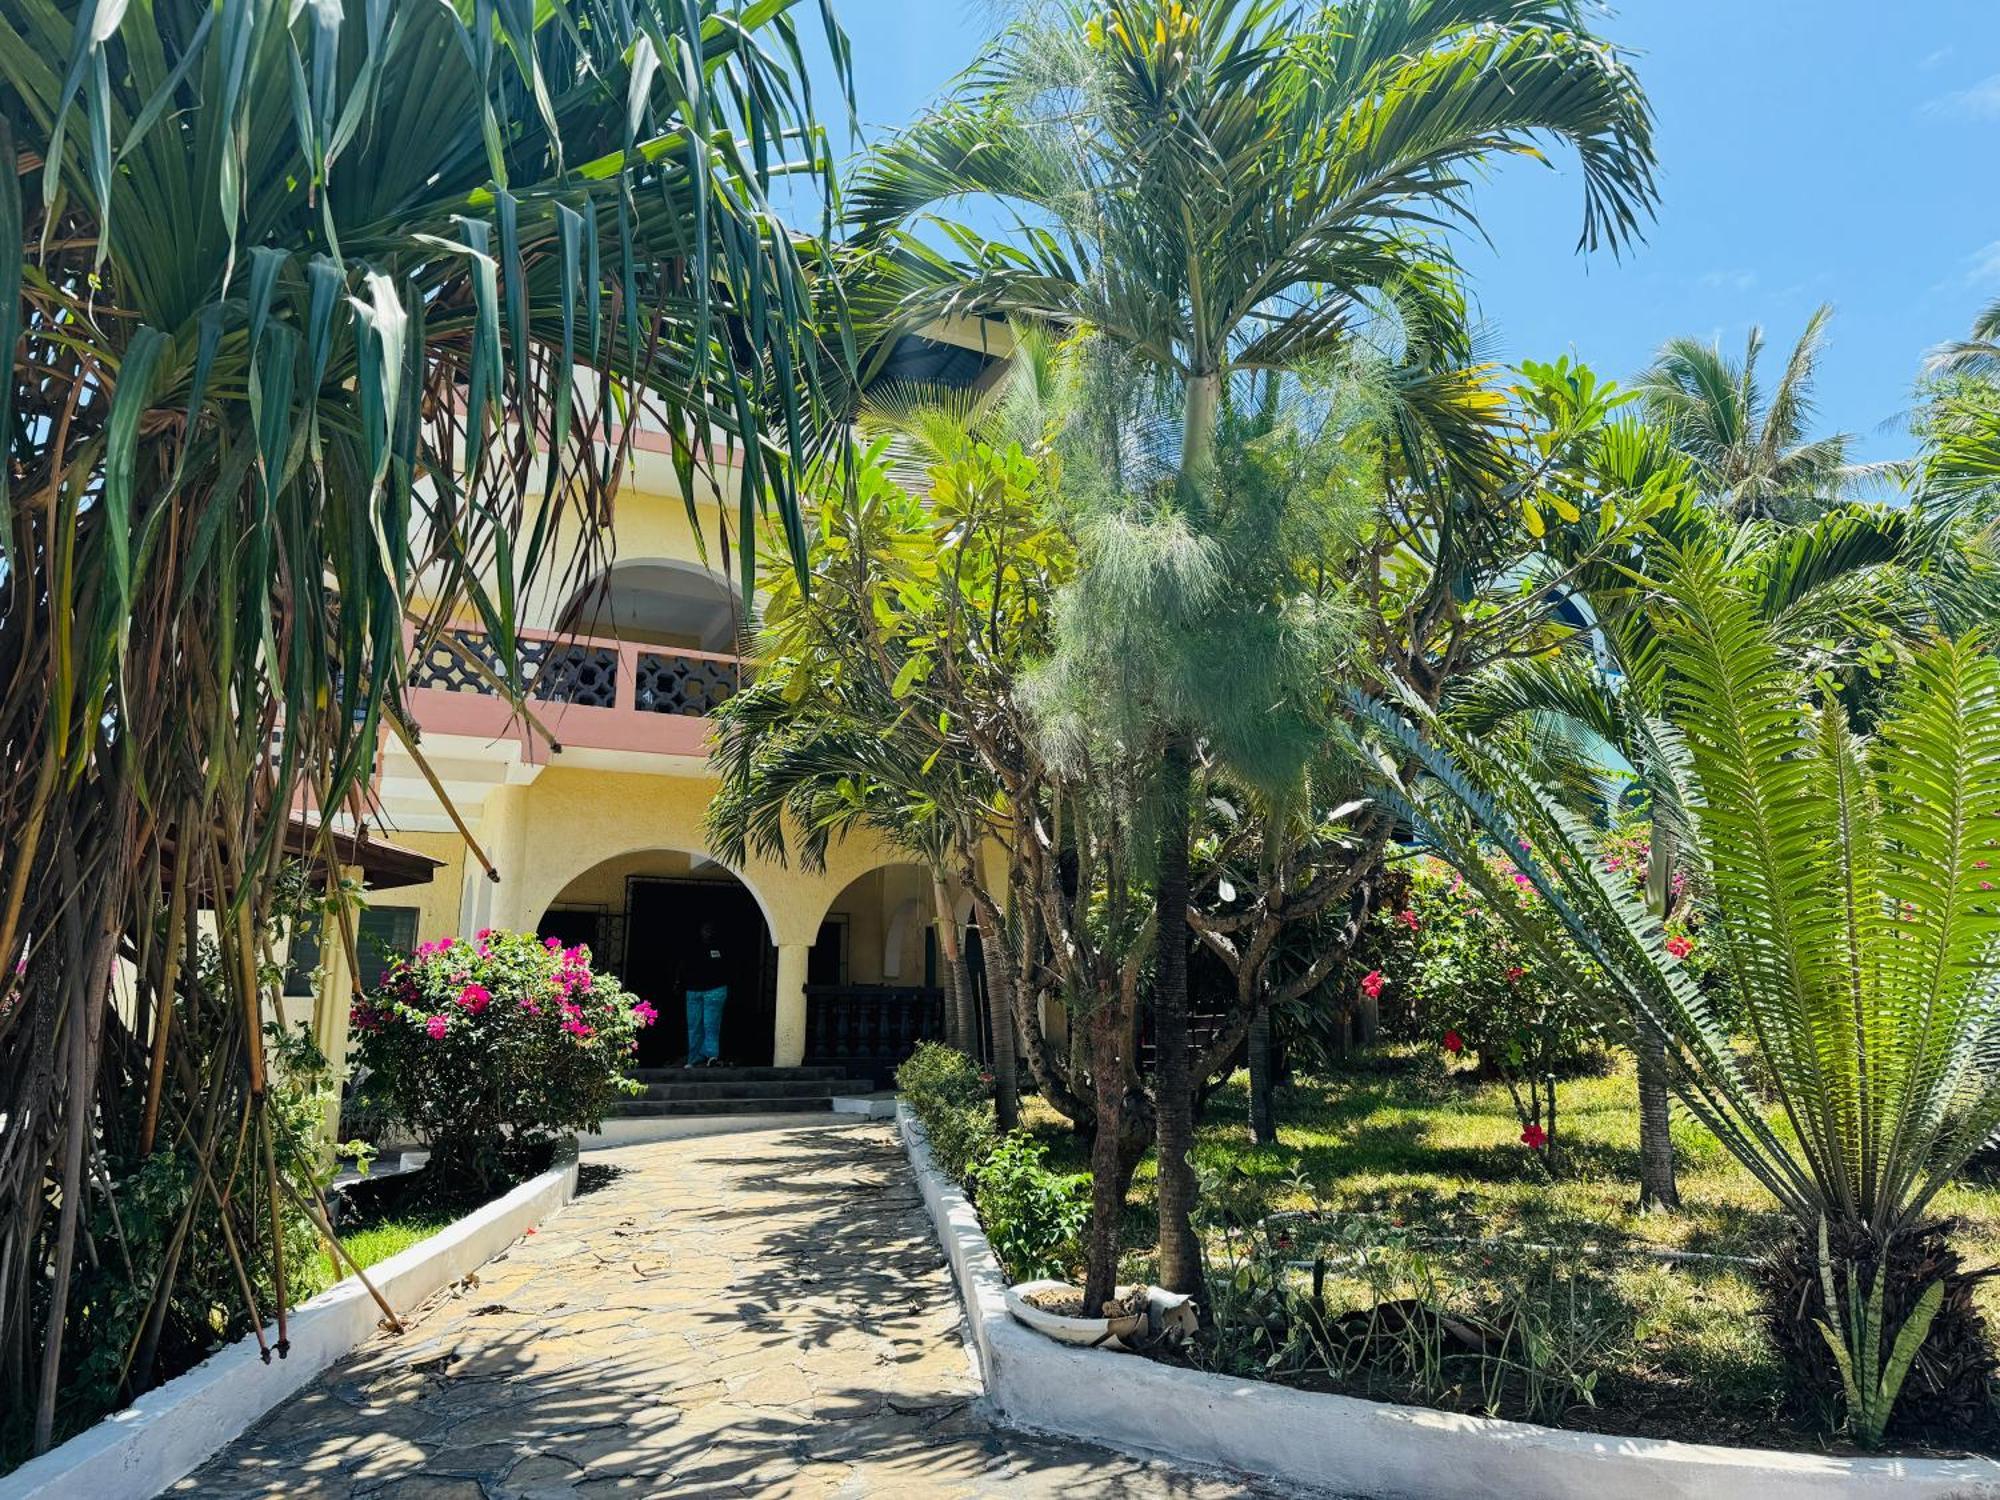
[473,781,532,933]
[772,941,810,1067]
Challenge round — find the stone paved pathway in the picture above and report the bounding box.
[179,1121,1285,1498]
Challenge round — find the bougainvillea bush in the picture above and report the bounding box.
[353,930,653,1190]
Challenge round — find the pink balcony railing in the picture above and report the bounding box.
[402,626,741,760]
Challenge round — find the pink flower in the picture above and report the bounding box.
[1443,1030,1463,1054]
[1512,870,1530,888]
[546,936,563,951]
[1520,1123,1548,1149]
[632,1000,658,1027]
[562,1017,594,1040]
[425,1015,449,1041]
[1605,856,1625,873]
[1665,935,1693,959]
[457,982,492,1014]
[475,927,493,940]
[1397,909,1421,932]
[1360,970,1385,1001]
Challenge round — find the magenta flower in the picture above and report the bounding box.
[632,1000,658,1027]
[457,982,492,1014]
[545,935,563,951]
[425,1015,449,1041]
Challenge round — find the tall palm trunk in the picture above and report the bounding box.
[932,875,975,1056]
[1637,823,1682,1210]
[1247,1000,1279,1145]
[1152,738,1202,1296]
[965,874,1020,1132]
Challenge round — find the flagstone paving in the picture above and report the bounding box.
[178,1121,1286,1498]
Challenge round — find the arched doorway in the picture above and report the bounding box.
[537,849,775,1068]
[801,863,947,1086]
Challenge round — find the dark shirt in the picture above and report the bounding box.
[684,939,728,991]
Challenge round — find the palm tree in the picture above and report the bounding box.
[1925,296,2000,380]
[849,0,1659,1297]
[0,0,843,1456]
[1368,550,2000,1442]
[1914,301,2000,526]
[1636,305,1851,521]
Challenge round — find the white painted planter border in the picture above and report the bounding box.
[0,1150,580,1500]
[897,1101,2000,1500]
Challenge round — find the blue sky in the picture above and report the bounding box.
[813,1,2000,463]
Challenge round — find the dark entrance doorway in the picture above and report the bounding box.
[619,876,773,1066]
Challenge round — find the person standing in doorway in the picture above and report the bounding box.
[684,919,729,1067]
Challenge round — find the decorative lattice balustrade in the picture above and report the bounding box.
[404,628,742,751]
[634,650,739,716]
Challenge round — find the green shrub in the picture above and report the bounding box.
[896,1042,996,1179]
[967,1133,1089,1282]
[352,929,653,1191]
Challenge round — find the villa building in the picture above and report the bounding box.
[296,319,1012,1111]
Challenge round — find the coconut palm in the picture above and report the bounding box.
[1367,550,2000,1441]
[1636,305,1851,521]
[1925,296,2000,381]
[0,0,843,1456]
[849,0,1659,1296]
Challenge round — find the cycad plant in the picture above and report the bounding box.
[1364,548,2000,1440]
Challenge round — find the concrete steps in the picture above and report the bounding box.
[610,1065,872,1119]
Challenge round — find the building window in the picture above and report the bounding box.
[283,905,420,998]
[808,916,849,987]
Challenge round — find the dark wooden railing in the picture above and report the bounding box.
[803,984,943,1089]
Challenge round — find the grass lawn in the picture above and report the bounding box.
[295,1206,461,1300]
[1019,1049,2000,1450]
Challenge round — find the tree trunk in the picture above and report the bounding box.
[1247,1000,1279,1145]
[1083,1005,1129,1311]
[967,882,1020,1133]
[932,876,974,1055]
[1152,738,1202,1298]
[1635,1021,1681,1210]
[1638,823,1681,1211]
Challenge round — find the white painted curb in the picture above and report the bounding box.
[1,1150,580,1500]
[897,1102,2000,1500]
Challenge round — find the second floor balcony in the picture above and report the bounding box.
[404,624,742,760]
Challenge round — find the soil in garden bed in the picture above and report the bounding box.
[1136,1329,2000,1461]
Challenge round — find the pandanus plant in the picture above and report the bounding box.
[1362,548,2000,1441]
[0,0,844,1458]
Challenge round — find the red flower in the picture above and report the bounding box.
[1360,969,1385,1001]
[1504,965,1525,984]
[1398,909,1421,932]
[1520,1123,1548,1149]
[1443,1030,1463,1054]
[1665,935,1693,959]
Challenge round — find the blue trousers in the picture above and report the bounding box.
[685,986,728,1065]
